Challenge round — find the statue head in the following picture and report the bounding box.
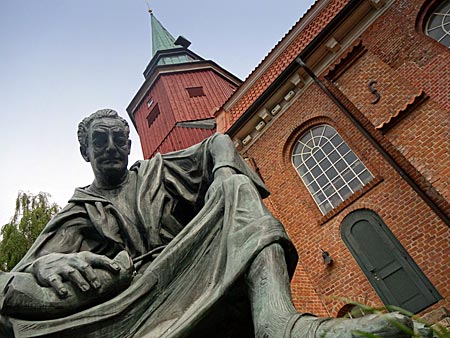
[78,109,132,188]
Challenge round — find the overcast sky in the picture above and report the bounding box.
[0,0,314,225]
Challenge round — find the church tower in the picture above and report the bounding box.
[127,11,241,159]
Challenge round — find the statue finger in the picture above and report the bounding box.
[79,265,101,289]
[47,274,69,298]
[81,252,121,274]
[65,268,91,292]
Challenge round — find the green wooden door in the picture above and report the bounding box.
[341,210,441,313]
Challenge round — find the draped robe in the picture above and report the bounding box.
[1,133,298,338]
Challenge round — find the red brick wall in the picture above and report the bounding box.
[224,0,450,316]
[334,0,450,204]
[386,100,450,201]
[333,49,421,130]
[363,0,450,113]
[244,81,449,316]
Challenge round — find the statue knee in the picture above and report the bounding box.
[248,243,288,283]
[224,174,262,198]
[224,173,253,185]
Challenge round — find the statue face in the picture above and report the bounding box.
[84,117,131,186]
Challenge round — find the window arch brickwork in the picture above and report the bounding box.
[425,1,450,47]
[291,124,373,214]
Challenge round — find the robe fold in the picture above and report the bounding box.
[3,133,298,338]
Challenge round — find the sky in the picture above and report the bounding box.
[0,0,315,225]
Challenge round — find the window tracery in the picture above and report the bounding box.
[292,124,373,214]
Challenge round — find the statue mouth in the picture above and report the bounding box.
[102,157,122,164]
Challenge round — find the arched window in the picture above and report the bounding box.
[292,124,373,214]
[425,1,450,48]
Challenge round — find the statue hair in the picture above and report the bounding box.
[78,109,130,149]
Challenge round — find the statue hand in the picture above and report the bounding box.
[31,251,123,299]
[206,167,237,200]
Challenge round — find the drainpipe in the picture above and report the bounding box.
[295,57,450,227]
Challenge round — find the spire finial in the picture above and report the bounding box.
[145,1,152,15]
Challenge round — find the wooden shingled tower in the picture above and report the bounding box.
[127,11,241,159]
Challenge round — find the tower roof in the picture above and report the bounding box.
[150,12,177,56]
[145,11,201,77]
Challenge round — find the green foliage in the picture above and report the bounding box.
[0,191,59,271]
[323,297,450,338]
[345,301,450,338]
[435,325,450,338]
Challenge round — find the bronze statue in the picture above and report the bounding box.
[0,109,417,337]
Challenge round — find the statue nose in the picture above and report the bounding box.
[106,135,116,152]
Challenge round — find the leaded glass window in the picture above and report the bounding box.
[292,125,373,214]
[425,1,450,48]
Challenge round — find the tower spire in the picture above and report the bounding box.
[150,12,178,56]
[128,9,241,159]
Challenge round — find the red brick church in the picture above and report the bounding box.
[128,0,450,323]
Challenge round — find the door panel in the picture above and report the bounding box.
[341,210,441,314]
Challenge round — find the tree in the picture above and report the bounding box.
[0,192,59,271]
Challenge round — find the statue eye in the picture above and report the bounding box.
[115,136,127,147]
[92,133,107,147]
